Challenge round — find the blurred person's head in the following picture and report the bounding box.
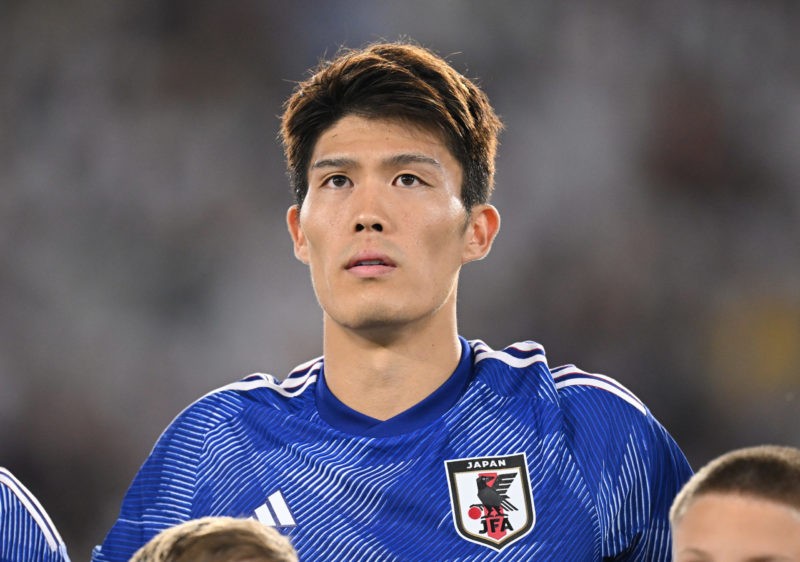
[280,40,503,213]
[128,516,298,562]
[670,445,800,561]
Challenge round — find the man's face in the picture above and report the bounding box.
[672,493,800,562]
[287,114,497,335]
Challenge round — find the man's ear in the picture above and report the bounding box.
[286,205,309,264]
[462,204,501,264]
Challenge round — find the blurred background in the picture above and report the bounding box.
[2,0,798,557]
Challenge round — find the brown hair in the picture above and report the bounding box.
[280,41,503,211]
[128,517,299,562]
[670,445,800,525]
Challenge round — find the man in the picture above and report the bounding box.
[0,466,71,562]
[129,516,298,562]
[93,41,692,561]
[670,445,800,562]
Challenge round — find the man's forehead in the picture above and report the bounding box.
[309,115,456,168]
[315,114,448,147]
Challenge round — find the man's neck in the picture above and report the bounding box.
[321,314,462,421]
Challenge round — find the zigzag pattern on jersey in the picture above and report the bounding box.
[550,364,646,415]
[550,382,670,557]
[93,336,691,561]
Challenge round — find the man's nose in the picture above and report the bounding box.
[351,182,387,233]
[354,221,383,232]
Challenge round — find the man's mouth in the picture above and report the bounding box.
[346,254,396,276]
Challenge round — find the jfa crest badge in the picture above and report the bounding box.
[445,453,535,550]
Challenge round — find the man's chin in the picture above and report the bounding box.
[345,315,404,333]
[335,310,420,337]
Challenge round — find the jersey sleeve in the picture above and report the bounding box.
[0,467,72,562]
[91,404,208,562]
[601,411,692,562]
[556,373,692,561]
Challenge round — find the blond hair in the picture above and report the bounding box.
[128,517,298,562]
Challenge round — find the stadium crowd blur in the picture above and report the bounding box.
[2,1,798,557]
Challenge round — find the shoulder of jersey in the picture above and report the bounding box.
[470,339,647,415]
[470,338,553,401]
[549,363,647,415]
[170,356,322,424]
[471,338,547,369]
[214,355,323,401]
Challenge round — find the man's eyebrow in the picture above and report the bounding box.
[311,157,358,170]
[310,153,443,172]
[386,153,442,169]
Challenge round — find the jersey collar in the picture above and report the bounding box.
[315,336,474,437]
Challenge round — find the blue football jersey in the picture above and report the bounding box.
[93,338,692,561]
[0,467,71,562]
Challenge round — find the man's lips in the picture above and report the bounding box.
[345,253,397,276]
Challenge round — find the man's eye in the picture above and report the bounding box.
[325,175,350,188]
[395,174,422,187]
